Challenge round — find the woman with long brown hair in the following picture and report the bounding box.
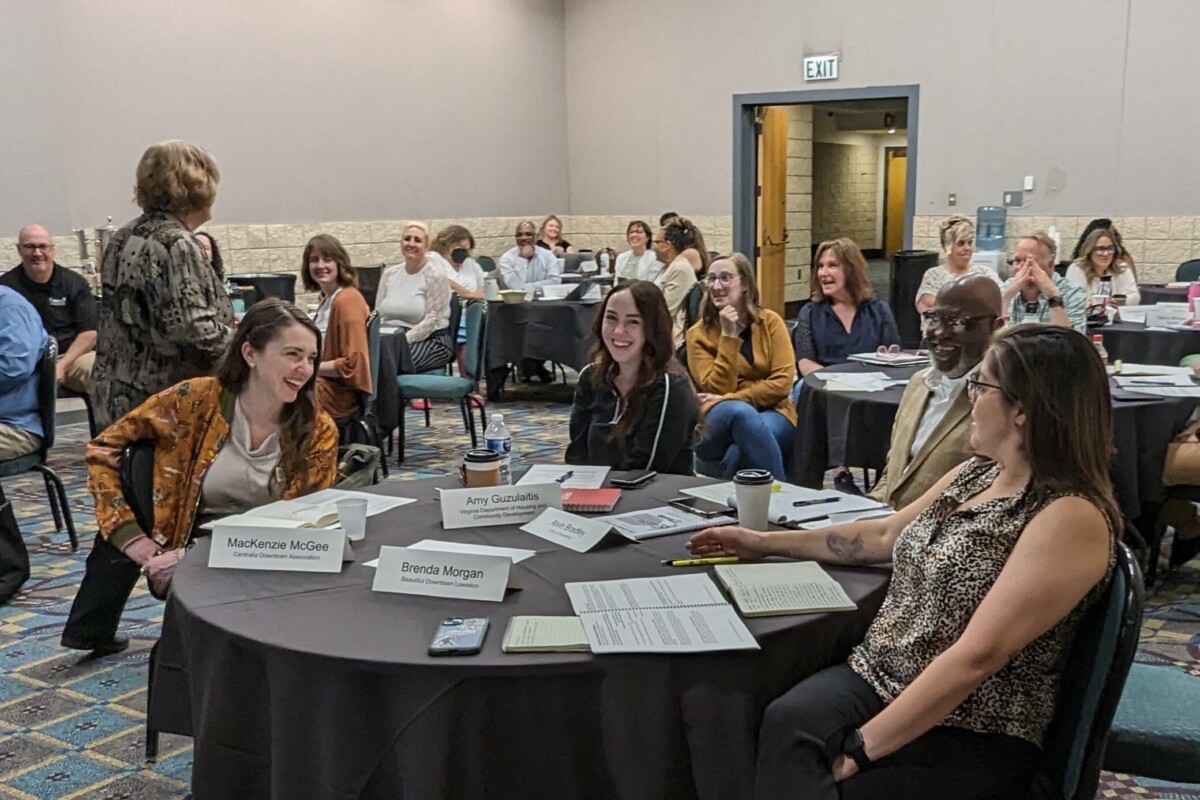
[566,281,699,474]
[688,325,1118,798]
[1066,227,1140,307]
[61,299,339,655]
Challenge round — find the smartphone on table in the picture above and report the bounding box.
[428,617,489,656]
[610,469,658,489]
[667,496,734,518]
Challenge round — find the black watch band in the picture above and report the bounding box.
[843,728,872,771]
[1046,295,1064,308]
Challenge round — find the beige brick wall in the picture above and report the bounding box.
[812,142,879,249]
[912,215,1200,284]
[785,105,814,303]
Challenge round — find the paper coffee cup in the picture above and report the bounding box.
[733,469,773,531]
[335,498,369,542]
[460,449,502,488]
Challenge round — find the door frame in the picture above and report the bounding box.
[881,146,909,255]
[731,85,920,259]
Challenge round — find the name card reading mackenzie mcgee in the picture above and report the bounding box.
[439,483,562,529]
[208,525,348,573]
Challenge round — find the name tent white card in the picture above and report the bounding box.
[439,484,561,529]
[520,508,636,553]
[208,525,348,573]
[371,546,517,602]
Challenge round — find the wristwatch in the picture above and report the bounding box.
[1046,295,1065,308]
[842,727,872,771]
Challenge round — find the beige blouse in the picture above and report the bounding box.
[654,254,698,346]
[199,400,283,514]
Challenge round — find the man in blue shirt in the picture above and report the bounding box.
[0,286,51,460]
[1000,231,1087,334]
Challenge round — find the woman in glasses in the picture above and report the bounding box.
[914,215,1001,314]
[793,238,900,379]
[651,217,700,346]
[686,253,795,480]
[1066,228,1140,307]
[688,325,1118,799]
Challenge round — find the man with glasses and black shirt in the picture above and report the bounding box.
[1,225,98,394]
[870,274,1003,509]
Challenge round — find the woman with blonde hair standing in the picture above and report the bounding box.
[914,215,1001,313]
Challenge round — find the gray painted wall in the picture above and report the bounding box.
[563,0,1200,217]
[0,0,568,234]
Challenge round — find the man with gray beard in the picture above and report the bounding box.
[870,274,1003,509]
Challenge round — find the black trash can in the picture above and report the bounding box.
[227,273,296,304]
[889,250,938,348]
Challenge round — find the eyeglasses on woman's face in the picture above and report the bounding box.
[702,271,738,287]
[1094,245,1117,255]
[965,375,1005,403]
[921,311,994,334]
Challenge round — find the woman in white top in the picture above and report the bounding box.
[615,220,660,282]
[376,221,454,373]
[915,215,1001,313]
[652,216,700,346]
[1066,228,1140,307]
[427,224,486,406]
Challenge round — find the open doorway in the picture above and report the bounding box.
[733,86,919,315]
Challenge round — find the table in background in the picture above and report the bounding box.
[791,362,1196,521]
[486,299,597,397]
[1138,285,1188,305]
[170,475,890,800]
[1091,322,1200,366]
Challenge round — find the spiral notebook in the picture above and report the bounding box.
[596,506,735,541]
[561,488,622,513]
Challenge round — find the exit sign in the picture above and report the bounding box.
[803,54,838,81]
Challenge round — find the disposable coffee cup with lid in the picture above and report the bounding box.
[733,469,773,531]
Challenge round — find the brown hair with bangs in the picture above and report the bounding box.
[300,234,357,292]
[811,238,875,304]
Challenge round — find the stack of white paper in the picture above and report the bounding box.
[812,372,909,392]
[681,481,889,526]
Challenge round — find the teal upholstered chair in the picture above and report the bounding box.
[0,341,77,550]
[394,300,486,464]
[1104,664,1200,783]
[1029,542,1143,800]
[476,255,496,273]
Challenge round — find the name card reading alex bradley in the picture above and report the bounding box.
[439,483,561,529]
[208,525,348,573]
[371,545,519,602]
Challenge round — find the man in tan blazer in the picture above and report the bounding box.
[871,274,1003,509]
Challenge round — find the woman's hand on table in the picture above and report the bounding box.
[686,525,770,560]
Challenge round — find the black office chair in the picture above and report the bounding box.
[355,263,385,311]
[1175,259,1200,283]
[55,384,98,438]
[0,342,77,550]
[1029,542,1144,800]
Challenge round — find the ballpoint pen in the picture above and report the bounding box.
[555,470,575,483]
[661,556,740,567]
[1128,381,1172,386]
[792,497,839,508]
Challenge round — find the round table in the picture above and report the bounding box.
[169,474,890,800]
[792,362,1196,521]
[1090,322,1200,367]
[485,299,596,373]
[1138,285,1188,305]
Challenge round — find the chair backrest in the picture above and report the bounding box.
[365,310,381,407]
[1176,259,1200,283]
[462,300,487,381]
[476,255,496,273]
[37,341,58,453]
[119,439,157,536]
[1030,541,1144,800]
[563,253,589,274]
[682,282,704,330]
[447,294,464,354]
[356,263,385,311]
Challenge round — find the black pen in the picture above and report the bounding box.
[1128,380,1172,386]
[792,497,839,508]
[555,470,575,483]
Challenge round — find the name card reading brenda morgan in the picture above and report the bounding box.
[439,483,562,530]
[208,525,348,573]
[371,545,519,602]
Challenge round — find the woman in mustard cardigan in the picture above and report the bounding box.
[61,300,338,656]
[303,234,372,423]
[686,253,796,480]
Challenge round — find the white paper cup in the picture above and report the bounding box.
[733,469,773,531]
[336,498,369,542]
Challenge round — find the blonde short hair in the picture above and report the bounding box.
[1019,231,1058,265]
[938,214,975,254]
[400,221,430,242]
[134,140,219,216]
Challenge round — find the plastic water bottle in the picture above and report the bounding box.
[599,251,610,274]
[1092,334,1108,366]
[484,413,512,484]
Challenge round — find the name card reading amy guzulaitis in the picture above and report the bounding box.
[439,483,562,530]
[208,525,348,573]
[371,545,519,602]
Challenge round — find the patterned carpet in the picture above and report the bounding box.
[0,383,1197,799]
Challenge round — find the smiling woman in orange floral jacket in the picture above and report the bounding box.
[61,299,338,657]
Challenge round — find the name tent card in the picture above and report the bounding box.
[439,483,561,529]
[208,525,348,573]
[520,507,636,553]
[371,546,518,602]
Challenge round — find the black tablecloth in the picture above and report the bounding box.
[791,363,1195,520]
[1091,322,1200,367]
[1138,285,1188,305]
[486,300,596,373]
[170,474,890,800]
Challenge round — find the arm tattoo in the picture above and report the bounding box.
[826,531,868,565]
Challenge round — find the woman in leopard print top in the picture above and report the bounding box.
[687,325,1119,799]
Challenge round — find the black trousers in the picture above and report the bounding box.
[755,664,1041,800]
[62,533,140,646]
